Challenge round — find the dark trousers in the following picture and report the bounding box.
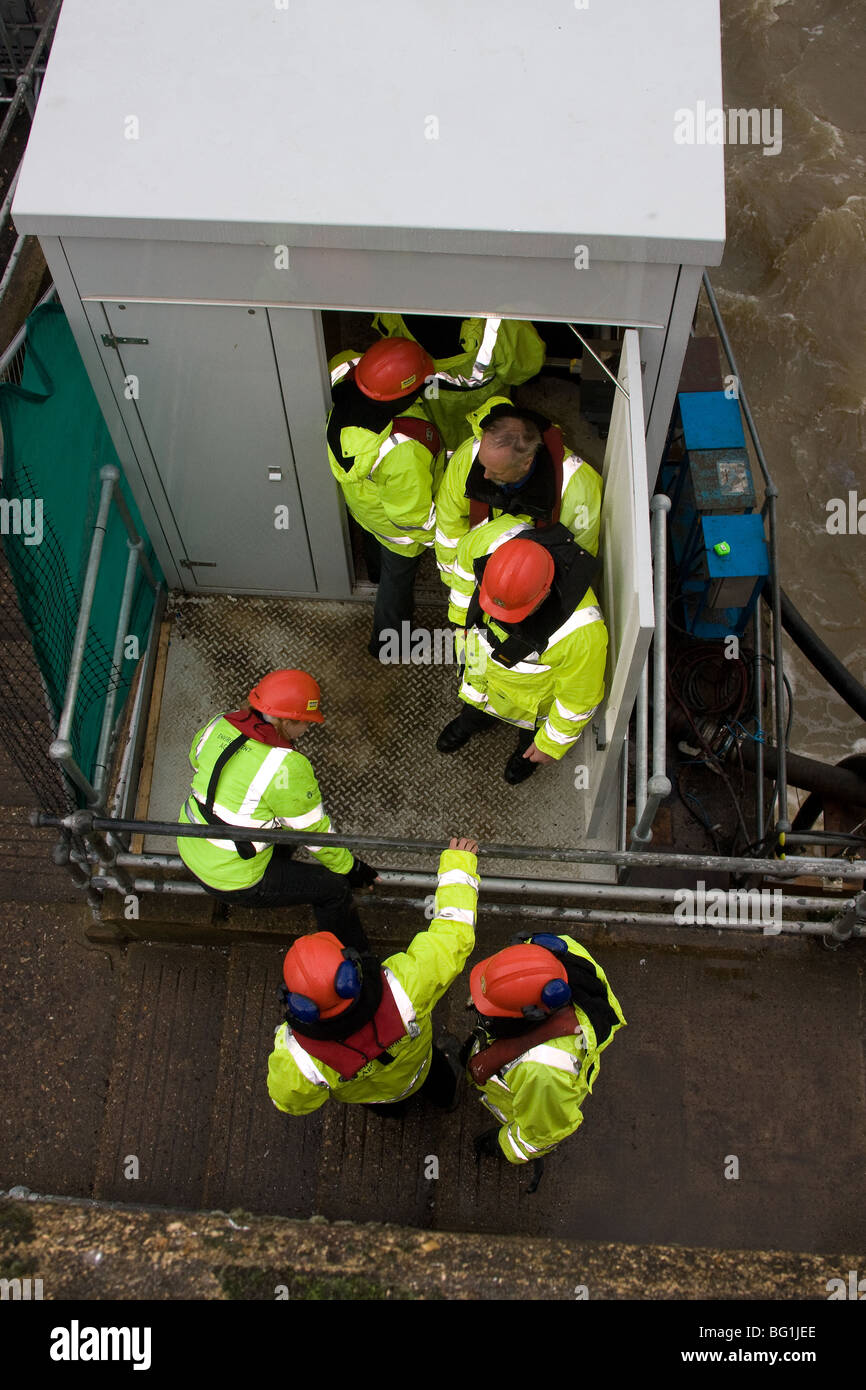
[365,1044,457,1116]
[195,846,368,949]
[362,530,424,650]
[454,701,535,752]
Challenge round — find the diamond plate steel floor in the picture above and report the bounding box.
[145,593,616,880]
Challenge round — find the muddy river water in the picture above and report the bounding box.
[713,0,865,805]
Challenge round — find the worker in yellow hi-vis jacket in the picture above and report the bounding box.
[267,836,479,1114]
[465,932,625,1173]
[178,668,377,949]
[327,337,445,659]
[371,313,546,450]
[437,521,607,785]
[434,397,602,585]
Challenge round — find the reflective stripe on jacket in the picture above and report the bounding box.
[327,350,444,557]
[434,395,602,581]
[371,316,545,451]
[267,848,479,1112]
[177,716,352,891]
[471,936,626,1163]
[451,516,608,758]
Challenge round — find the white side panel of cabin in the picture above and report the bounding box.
[584,329,654,838]
[60,237,677,331]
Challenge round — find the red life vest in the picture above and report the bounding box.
[469,424,564,530]
[224,708,294,748]
[389,413,442,456]
[290,970,408,1080]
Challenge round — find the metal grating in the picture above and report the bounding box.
[144,593,616,880]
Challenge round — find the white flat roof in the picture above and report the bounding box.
[14,0,725,263]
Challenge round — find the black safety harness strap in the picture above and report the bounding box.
[197,732,258,860]
[464,527,600,668]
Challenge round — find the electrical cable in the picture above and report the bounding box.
[667,643,754,856]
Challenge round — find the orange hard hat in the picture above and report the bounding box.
[248,669,324,723]
[479,537,555,624]
[282,932,360,1021]
[470,943,569,1018]
[355,337,434,401]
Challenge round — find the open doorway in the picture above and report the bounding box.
[319,309,622,595]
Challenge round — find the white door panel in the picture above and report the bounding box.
[584,329,654,838]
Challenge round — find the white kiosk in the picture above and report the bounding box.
[13,0,725,839]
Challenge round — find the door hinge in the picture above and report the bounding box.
[101,334,149,349]
[179,560,217,569]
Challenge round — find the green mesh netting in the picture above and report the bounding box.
[0,302,162,807]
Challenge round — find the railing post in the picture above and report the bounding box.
[823,891,866,949]
[91,539,143,804]
[49,466,119,800]
[629,495,672,853]
[701,270,788,843]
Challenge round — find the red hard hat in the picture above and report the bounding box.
[355,337,434,401]
[470,944,568,1018]
[248,669,324,723]
[479,537,555,623]
[283,932,353,1020]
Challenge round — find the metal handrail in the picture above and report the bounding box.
[0,281,57,379]
[82,872,866,940]
[48,465,162,806]
[31,809,866,881]
[701,270,788,840]
[0,0,60,156]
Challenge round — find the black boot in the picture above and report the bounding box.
[436,716,476,753]
[504,747,539,784]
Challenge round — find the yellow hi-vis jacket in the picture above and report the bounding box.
[327,351,444,558]
[267,848,479,1111]
[371,315,545,451]
[450,516,608,759]
[470,936,626,1164]
[434,396,602,584]
[178,715,352,892]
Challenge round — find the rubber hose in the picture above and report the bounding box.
[740,742,866,807]
[763,586,866,724]
[791,755,866,832]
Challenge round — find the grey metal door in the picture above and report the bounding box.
[90,301,315,594]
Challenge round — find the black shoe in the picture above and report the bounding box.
[504,748,538,784]
[436,717,474,754]
[431,1034,463,1112]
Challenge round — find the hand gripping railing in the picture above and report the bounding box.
[31,810,866,941]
